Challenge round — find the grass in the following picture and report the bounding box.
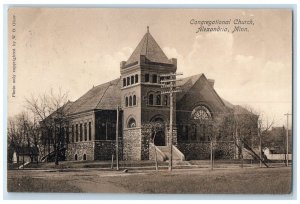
[105,168,292,194]
[7,176,82,192]
[7,163,292,194]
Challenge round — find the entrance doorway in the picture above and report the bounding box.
[153,130,165,146]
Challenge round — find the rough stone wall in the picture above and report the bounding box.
[141,128,152,160]
[123,128,142,160]
[94,141,116,160]
[177,141,235,160]
[66,141,94,161]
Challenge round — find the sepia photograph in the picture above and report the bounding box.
[6,7,293,195]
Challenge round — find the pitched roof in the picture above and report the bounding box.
[125,30,171,66]
[67,78,121,115]
[176,74,203,101]
[67,75,234,115]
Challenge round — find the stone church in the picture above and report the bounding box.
[42,28,252,162]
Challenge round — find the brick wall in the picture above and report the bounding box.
[66,141,94,161]
[123,128,142,160]
[178,141,235,160]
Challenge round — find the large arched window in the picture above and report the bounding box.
[190,105,212,142]
[131,76,134,84]
[149,94,154,105]
[133,95,136,106]
[129,96,133,106]
[128,118,136,128]
[191,105,212,121]
[125,97,128,107]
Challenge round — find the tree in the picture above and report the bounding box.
[7,112,40,164]
[230,105,273,167]
[26,88,70,165]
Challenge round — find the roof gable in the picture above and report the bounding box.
[176,74,227,112]
[126,31,171,66]
[176,74,203,102]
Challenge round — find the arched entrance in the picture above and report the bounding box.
[153,130,165,146]
[150,117,166,146]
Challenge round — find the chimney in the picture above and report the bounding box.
[120,61,126,69]
[171,58,177,67]
[208,79,215,88]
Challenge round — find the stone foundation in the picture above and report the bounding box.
[66,142,94,161]
[141,128,152,160]
[123,128,142,160]
[94,140,117,160]
[178,141,235,160]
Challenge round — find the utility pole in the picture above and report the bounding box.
[116,106,120,170]
[258,119,262,168]
[161,72,182,172]
[284,113,292,167]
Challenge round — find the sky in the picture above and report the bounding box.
[7,8,292,127]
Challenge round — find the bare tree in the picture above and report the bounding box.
[230,105,273,167]
[26,88,70,165]
[7,112,40,165]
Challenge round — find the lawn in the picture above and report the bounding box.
[7,176,81,192]
[7,167,292,194]
[108,168,292,194]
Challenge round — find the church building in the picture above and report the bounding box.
[42,28,251,162]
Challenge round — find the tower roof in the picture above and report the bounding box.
[125,28,171,66]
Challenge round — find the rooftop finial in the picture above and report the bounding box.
[147,26,149,33]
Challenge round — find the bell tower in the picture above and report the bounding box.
[120,27,177,160]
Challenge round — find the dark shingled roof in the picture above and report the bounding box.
[125,31,171,66]
[176,74,203,101]
[67,74,235,115]
[67,78,121,115]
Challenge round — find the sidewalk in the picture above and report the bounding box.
[9,159,290,172]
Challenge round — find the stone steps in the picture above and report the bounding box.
[156,146,184,161]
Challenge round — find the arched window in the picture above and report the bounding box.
[149,94,154,105]
[131,75,134,84]
[127,76,130,86]
[191,106,212,121]
[135,74,138,83]
[125,97,128,107]
[128,118,136,128]
[145,73,150,82]
[123,78,126,87]
[74,154,78,161]
[156,94,161,105]
[152,74,158,83]
[133,95,136,106]
[83,154,87,161]
[164,95,168,106]
[129,96,132,106]
[191,106,212,142]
